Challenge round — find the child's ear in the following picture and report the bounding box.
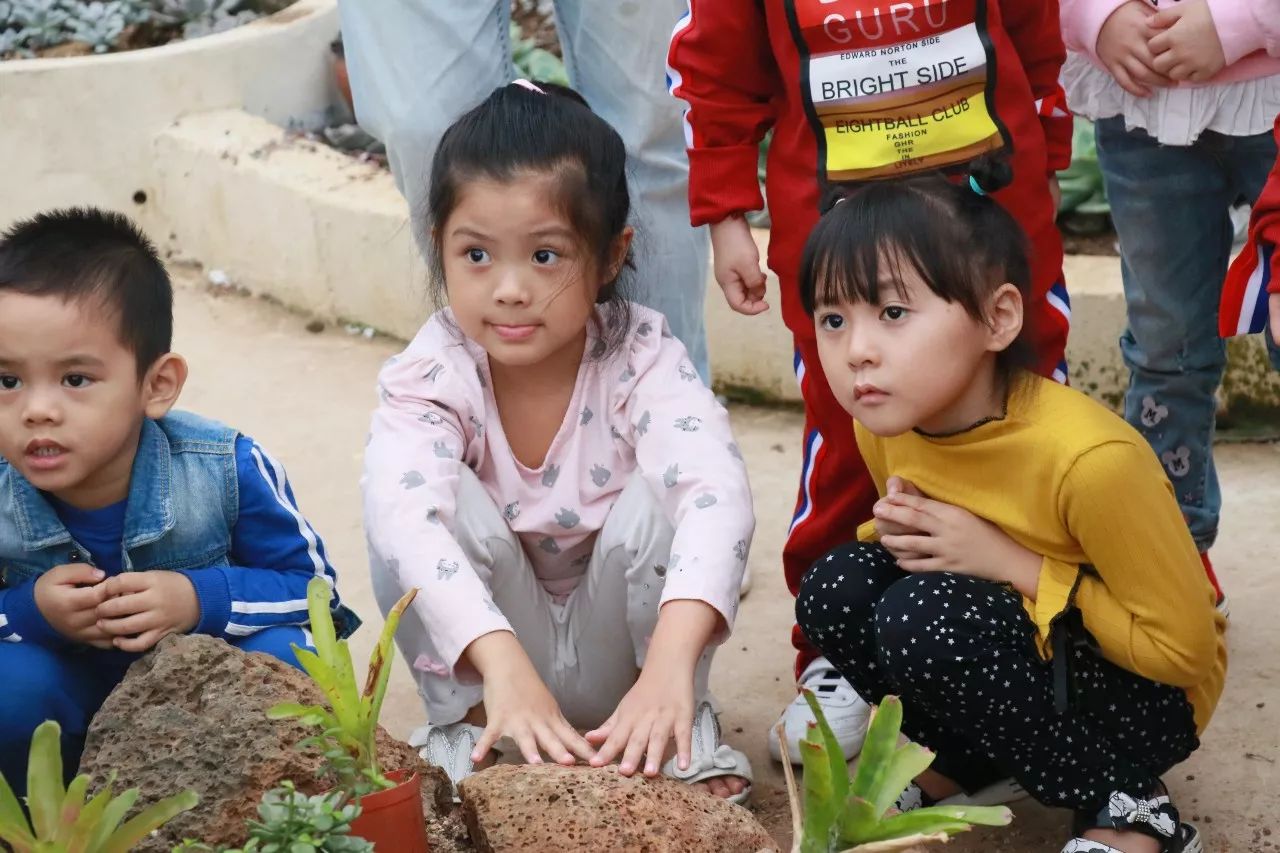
[605,226,635,282]
[141,353,189,419]
[985,283,1024,353]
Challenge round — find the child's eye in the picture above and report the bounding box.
[0,375,20,391]
[532,248,560,265]
[880,305,909,322]
[63,374,93,389]
[466,248,490,264]
[818,313,845,331]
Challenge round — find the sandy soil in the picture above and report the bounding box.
[172,271,1279,851]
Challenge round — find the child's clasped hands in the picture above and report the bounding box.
[33,565,199,652]
[1096,0,1227,97]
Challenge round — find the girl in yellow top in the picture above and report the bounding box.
[794,165,1224,853]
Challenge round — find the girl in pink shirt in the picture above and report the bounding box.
[362,81,755,803]
[1060,0,1280,602]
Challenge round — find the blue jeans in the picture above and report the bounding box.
[336,0,711,382]
[0,627,310,796]
[1096,117,1280,551]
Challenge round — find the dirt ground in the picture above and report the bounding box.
[172,270,1279,851]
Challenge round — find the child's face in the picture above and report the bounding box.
[440,172,626,370]
[0,292,184,508]
[813,262,1012,437]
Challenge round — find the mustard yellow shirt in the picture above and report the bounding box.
[854,375,1226,733]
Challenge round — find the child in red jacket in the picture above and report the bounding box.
[1221,113,1280,350]
[668,0,1073,765]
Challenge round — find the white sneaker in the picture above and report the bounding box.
[739,563,752,598]
[769,657,871,764]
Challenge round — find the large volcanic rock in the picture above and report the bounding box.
[458,763,780,853]
[78,634,453,852]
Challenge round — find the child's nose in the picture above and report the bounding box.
[22,389,61,425]
[493,268,529,305]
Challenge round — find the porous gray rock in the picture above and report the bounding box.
[78,634,452,852]
[458,763,780,853]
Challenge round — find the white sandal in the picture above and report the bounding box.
[409,721,486,802]
[662,701,754,806]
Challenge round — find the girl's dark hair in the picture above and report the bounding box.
[798,158,1036,387]
[425,81,634,357]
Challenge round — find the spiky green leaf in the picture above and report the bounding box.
[869,741,935,818]
[65,783,114,853]
[848,697,902,808]
[836,795,878,843]
[360,586,418,777]
[99,788,198,853]
[0,757,33,847]
[55,773,89,842]
[799,737,839,853]
[27,720,65,839]
[801,689,850,806]
[266,702,333,728]
[85,786,135,851]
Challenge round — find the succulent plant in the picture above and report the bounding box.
[0,720,198,853]
[779,691,1012,853]
[173,782,373,853]
[267,577,418,796]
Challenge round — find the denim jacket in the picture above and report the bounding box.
[0,411,357,643]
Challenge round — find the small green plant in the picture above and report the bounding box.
[268,577,418,795]
[173,781,373,853]
[0,720,198,853]
[779,692,1012,853]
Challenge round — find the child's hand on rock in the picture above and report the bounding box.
[95,570,201,652]
[1148,0,1226,83]
[471,647,594,769]
[34,563,112,648]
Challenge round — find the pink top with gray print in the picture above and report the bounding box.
[362,304,755,677]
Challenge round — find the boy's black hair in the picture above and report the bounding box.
[0,207,172,378]
[425,81,634,357]
[798,158,1037,386]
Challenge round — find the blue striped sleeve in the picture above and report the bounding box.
[178,436,340,639]
[0,582,66,647]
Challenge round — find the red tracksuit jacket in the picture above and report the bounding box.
[1221,114,1280,338]
[668,0,1072,376]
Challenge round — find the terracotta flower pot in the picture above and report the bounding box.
[348,770,429,852]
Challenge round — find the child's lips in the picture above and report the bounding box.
[25,439,68,471]
[490,323,539,341]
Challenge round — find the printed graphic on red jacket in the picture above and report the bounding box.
[786,0,1010,182]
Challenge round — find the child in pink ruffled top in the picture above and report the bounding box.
[1060,0,1280,617]
[362,81,755,803]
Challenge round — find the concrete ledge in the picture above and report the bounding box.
[0,0,339,239]
[134,110,1280,413]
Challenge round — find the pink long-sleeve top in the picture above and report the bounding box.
[362,305,755,678]
[1061,0,1280,82]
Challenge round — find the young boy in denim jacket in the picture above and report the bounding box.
[0,207,359,792]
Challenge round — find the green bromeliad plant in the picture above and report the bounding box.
[267,576,418,796]
[779,692,1012,853]
[0,720,198,853]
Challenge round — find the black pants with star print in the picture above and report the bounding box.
[796,542,1200,817]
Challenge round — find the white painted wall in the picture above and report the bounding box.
[0,0,340,239]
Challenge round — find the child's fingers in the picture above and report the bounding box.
[1109,62,1150,98]
[896,555,945,574]
[557,721,596,762]
[880,534,934,556]
[874,498,936,533]
[643,720,671,776]
[112,627,165,653]
[673,716,693,773]
[618,722,652,776]
[532,722,575,766]
[471,723,503,764]
[512,728,544,766]
[588,720,626,766]
[98,609,160,638]
[95,592,150,620]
